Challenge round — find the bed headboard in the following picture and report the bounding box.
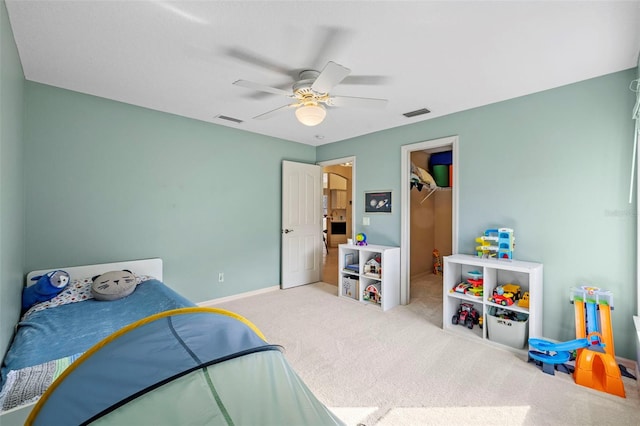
[25,258,163,287]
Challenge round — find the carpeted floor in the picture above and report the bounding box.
[211,276,639,426]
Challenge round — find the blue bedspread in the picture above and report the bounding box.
[1,279,194,387]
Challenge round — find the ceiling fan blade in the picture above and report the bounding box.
[342,75,390,86]
[305,26,352,69]
[311,61,351,93]
[327,96,388,108]
[225,47,296,79]
[253,104,298,120]
[233,80,292,97]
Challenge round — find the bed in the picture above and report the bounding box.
[0,259,343,425]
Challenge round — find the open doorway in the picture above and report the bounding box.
[318,157,355,286]
[400,136,458,324]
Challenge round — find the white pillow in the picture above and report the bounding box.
[91,270,137,301]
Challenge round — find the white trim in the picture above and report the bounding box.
[198,285,280,306]
[400,136,459,304]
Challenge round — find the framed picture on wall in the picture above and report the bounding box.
[364,191,392,213]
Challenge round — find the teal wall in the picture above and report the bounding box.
[318,69,638,359]
[23,82,315,302]
[0,0,25,358]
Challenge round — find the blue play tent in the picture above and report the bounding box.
[27,307,343,425]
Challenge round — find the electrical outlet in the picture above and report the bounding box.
[218,273,224,283]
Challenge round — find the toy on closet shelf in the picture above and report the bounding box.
[475,228,515,259]
[432,249,443,275]
[355,232,367,246]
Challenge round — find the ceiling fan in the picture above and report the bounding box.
[233,61,388,127]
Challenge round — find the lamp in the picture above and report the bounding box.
[295,103,326,126]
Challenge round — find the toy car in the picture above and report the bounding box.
[518,291,530,308]
[489,292,515,306]
[501,283,522,301]
[488,285,517,306]
[452,302,480,329]
[452,282,471,294]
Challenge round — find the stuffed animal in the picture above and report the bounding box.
[22,270,70,312]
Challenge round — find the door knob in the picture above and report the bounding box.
[283,229,294,234]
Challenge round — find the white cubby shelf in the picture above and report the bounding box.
[443,254,543,354]
[338,244,400,311]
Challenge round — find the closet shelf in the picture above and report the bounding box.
[410,175,451,204]
[417,186,452,204]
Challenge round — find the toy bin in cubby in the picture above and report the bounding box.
[341,275,359,300]
[486,308,529,349]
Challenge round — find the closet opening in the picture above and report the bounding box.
[400,136,458,327]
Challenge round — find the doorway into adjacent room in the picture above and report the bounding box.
[401,136,458,326]
[318,157,355,286]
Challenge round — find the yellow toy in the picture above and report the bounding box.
[501,283,522,301]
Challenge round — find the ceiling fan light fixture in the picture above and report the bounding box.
[295,103,326,126]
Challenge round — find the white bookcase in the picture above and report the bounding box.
[443,254,543,353]
[338,244,400,311]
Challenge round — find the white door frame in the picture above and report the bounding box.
[400,136,459,304]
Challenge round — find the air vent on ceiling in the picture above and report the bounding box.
[403,108,431,118]
[215,115,243,124]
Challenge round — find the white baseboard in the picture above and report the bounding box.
[198,285,280,306]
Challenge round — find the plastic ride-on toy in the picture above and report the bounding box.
[452,302,481,329]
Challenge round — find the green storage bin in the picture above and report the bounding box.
[432,165,449,187]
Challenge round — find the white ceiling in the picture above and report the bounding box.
[6,1,640,146]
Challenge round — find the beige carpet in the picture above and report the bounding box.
[211,281,639,426]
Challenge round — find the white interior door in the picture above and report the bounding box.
[281,160,322,289]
